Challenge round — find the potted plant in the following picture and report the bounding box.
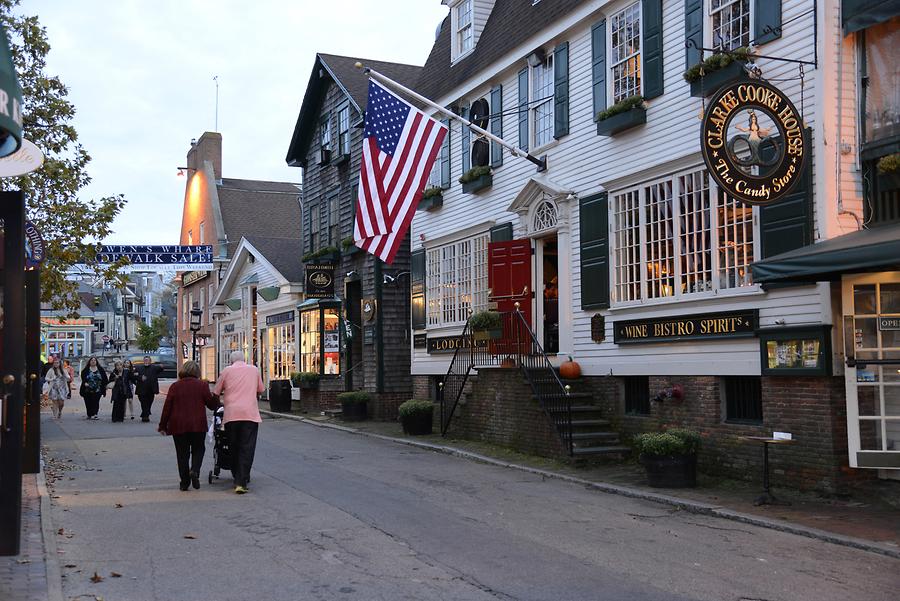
[398,399,434,435]
[302,245,340,263]
[877,153,900,190]
[469,310,502,340]
[596,95,646,136]
[459,165,492,194]
[337,391,369,421]
[559,356,581,379]
[293,371,320,390]
[289,372,303,399]
[341,236,359,256]
[418,186,444,211]
[634,428,700,488]
[683,47,751,97]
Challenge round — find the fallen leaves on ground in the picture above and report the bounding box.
[64,563,77,568]
[114,503,123,508]
[110,571,122,578]
[183,534,197,539]
[90,571,104,583]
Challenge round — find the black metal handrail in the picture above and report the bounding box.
[438,309,573,455]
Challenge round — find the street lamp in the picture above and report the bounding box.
[189,308,203,362]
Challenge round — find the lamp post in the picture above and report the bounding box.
[189,308,203,362]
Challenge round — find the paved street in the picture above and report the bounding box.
[39,396,898,601]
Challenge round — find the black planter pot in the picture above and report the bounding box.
[417,192,443,211]
[341,400,368,421]
[462,173,492,194]
[641,454,697,488]
[689,60,748,98]
[596,107,647,136]
[401,411,433,435]
[299,380,319,390]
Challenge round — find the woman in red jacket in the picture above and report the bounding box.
[158,361,218,491]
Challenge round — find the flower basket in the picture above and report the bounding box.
[596,106,646,136]
[462,173,492,194]
[417,190,443,211]
[689,60,748,98]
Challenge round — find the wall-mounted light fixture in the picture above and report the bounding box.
[176,166,198,177]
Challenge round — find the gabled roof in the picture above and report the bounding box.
[243,236,305,283]
[417,0,587,102]
[285,53,423,168]
[216,178,302,245]
[212,236,304,307]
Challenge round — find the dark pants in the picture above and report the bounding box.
[225,421,258,487]
[138,393,155,420]
[172,432,206,483]
[83,393,101,418]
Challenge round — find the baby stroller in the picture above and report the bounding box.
[208,405,232,484]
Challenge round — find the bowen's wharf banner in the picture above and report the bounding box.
[614,310,758,344]
[97,245,213,272]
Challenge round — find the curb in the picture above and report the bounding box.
[261,409,900,560]
[35,463,65,601]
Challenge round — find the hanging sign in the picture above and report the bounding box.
[97,245,214,272]
[305,263,334,299]
[24,220,45,267]
[0,139,43,178]
[701,80,807,206]
[613,310,758,344]
[426,335,487,354]
[265,311,295,326]
[182,270,209,286]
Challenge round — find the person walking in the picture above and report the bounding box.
[108,361,132,423]
[45,361,71,419]
[134,355,163,422]
[158,360,217,491]
[79,357,108,420]
[213,350,263,494]
[63,359,75,400]
[122,359,136,419]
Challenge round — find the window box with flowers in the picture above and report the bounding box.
[459,166,492,194]
[596,95,646,137]
[341,237,359,256]
[302,245,341,264]
[683,47,751,98]
[417,187,444,211]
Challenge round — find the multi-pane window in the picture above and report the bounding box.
[456,0,473,55]
[723,376,763,423]
[426,157,442,190]
[309,203,320,251]
[337,105,351,156]
[426,233,490,327]
[710,0,751,51]
[531,55,554,148]
[320,116,332,152]
[610,2,642,103]
[199,221,205,244]
[328,193,340,246]
[611,168,756,304]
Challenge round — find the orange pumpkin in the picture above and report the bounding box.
[559,357,581,379]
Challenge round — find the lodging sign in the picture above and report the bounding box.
[305,263,335,299]
[701,79,806,206]
[97,245,214,272]
[426,335,487,354]
[614,310,758,344]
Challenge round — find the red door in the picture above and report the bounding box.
[488,239,533,327]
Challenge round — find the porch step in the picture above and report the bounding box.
[571,432,620,444]
[532,391,593,402]
[570,418,611,428]
[322,408,342,418]
[572,445,632,457]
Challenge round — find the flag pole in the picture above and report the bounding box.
[356,63,546,171]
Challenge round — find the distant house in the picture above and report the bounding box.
[176,132,301,378]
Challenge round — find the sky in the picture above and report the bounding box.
[26,0,448,244]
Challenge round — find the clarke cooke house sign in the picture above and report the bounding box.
[701,80,807,206]
[305,263,335,299]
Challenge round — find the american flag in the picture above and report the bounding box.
[353,80,447,264]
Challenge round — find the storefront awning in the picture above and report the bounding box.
[842,0,900,35]
[751,222,900,283]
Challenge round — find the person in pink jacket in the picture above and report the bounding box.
[213,350,264,494]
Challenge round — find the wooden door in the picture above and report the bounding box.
[488,239,533,327]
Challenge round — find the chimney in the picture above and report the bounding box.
[186,131,222,179]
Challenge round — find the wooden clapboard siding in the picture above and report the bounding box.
[410,0,840,377]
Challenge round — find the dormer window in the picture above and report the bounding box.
[451,0,474,60]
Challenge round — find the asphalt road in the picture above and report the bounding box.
[41,396,899,601]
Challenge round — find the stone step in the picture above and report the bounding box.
[570,418,611,428]
[532,391,593,402]
[571,445,632,456]
[571,431,619,442]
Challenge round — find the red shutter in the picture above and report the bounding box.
[488,239,532,327]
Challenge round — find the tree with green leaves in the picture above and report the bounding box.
[0,0,127,315]
[135,315,170,353]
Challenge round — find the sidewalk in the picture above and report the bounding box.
[259,404,900,559]
[0,474,52,601]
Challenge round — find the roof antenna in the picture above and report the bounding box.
[213,75,219,132]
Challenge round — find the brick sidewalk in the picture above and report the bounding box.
[0,474,49,601]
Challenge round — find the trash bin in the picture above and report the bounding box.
[268,379,292,412]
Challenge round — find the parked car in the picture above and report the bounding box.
[127,354,177,379]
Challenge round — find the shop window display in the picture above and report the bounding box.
[300,303,341,376]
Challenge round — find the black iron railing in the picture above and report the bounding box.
[438,309,573,455]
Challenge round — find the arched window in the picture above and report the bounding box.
[532,201,558,233]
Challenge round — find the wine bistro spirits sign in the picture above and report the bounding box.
[701,79,806,206]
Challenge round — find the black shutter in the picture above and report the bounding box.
[591,20,607,119]
[553,42,569,139]
[489,222,513,243]
[490,85,503,168]
[685,0,703,69]
[461,107,471,176]
[580,192,610,309]
[760,160,812,258]
[440,118,451,188]
[411,249,426,330]
[642,0,664,99]
[754,0,782,45]
[518,67,529,151]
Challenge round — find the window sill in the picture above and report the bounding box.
[450,48,475,66]
[607,285,763,312]
[723,420,764,427]
[530,139,559,158]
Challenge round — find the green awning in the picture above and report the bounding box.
[842,0,900,35]
[223,298,242,311]
[0,25,23,157]
[751,222,900,283]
